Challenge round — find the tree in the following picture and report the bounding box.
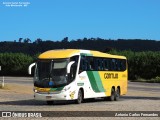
[24,38,31,43]
[104,47,114,52]
[0,53,33,76]
[35,38,42,44]
[19,38,23,43]
[62,37,69,42]
[83,37,88,41]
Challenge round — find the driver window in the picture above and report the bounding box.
[69,56,79,81]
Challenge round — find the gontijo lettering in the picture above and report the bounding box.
[104,73,118,79]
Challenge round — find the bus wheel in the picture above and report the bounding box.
[115,88,120,101]
[109,88,115,101]
[47,101,54,105]
[75,90,83,104]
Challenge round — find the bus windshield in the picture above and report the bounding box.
[34,59,69,88]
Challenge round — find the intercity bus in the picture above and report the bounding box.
[29,49,128,104]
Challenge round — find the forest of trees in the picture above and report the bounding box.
[1,38,160,55]
[0,38,160,82]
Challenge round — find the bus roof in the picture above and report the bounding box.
[38,49,126,59]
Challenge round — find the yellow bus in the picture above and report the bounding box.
[29,49,128,104]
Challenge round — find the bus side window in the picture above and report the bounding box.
[86,57,90,71]
[114,59,118,71]
[111,59,115,71]
[119,59,123,71]
[104,59,109,71]
[116,60,121,71]
[69,56,79,81]
[98,58,103,71]
[79,56,88,73]
[108,59,111,71]
[121,59,126,71]
[93,58,98,71]
[88,57,94,70]
[102,59,105,70]
[97,58,100,70]
[79,56,84,73]
[114,59,126,71]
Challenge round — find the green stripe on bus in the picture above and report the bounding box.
[92,72,105,92]
[87,71,100,92]
[50,86,64,91]
[87,71,105,92]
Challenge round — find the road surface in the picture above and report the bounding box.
[0,77,159,119]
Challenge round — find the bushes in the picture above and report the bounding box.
[0,53,33,76]
[151,76,160,83]
[109,50,160,80]
[0,51,160,81]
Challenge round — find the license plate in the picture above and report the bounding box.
[46,96,52,99]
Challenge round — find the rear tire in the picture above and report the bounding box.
[115,88,120,101]
[75,90,83,104]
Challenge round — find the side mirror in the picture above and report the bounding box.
[28,63,35,75]
[67,61,75,73]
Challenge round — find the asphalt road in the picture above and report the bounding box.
[2,76,160,92]
[0,77,159,119]
[1,76,33,85]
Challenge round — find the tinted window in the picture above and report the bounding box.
[79,56,126,72]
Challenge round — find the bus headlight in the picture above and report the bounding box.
[33,88,38,93]
[63,86,71,91]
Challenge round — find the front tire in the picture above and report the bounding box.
[75,90,83,104]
